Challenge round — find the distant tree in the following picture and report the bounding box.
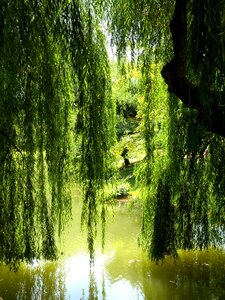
[111,62,141,138]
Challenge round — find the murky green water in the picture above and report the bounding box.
[0,192,225,299]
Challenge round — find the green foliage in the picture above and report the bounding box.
[0,0,76,268]
[137,63,172,260]
[0,0,116,267]
[115,182,130,198]
[1,0,225,267]
[189,0,225,89]
[111,62,142,139]
[75,12,116,258]
[103,0,174,61]
[138,63,225,261]
[104,0,225,262]
[116,115,138,138]
[111,182,131,199]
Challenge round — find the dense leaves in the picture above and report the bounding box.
[0,0,115,267]
[102,0,225,260]
[132,1,225,260]
[1,0,225,267]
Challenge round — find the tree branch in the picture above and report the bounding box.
[161,0,225,137]
[0,130,24,156]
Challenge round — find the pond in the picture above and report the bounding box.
[0,191,225,299]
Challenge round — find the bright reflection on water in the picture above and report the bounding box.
[0,192,225,299]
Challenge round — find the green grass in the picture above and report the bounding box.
[118,164,136,188]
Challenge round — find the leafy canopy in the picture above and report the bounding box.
[1,0,225,267]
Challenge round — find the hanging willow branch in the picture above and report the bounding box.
[75,9,116,260]
[0,130,23,156]
[0,0,116,268]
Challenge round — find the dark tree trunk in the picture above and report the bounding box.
[161,0,225,137]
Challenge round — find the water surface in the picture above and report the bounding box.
[0,195,225,299]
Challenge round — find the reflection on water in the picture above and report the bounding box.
[0,261,67,299]
[0,196,225,299]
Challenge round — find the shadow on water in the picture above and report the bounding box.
[138,249,225,300]
[0,198,225,299]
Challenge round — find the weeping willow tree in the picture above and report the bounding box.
[1,0,225,268]
[100,0,225,261]
[0,0,115,268]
